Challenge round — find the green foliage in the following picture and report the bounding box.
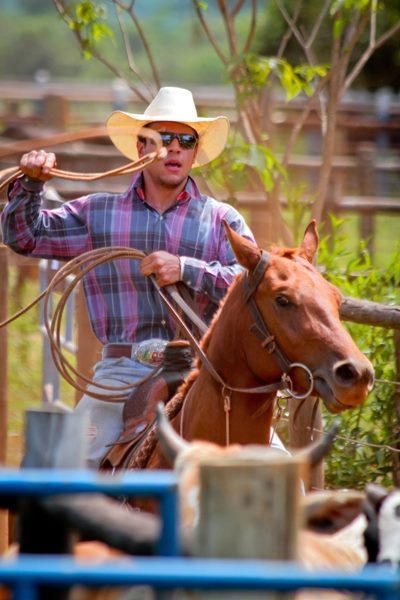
[200,138,287,196]
[317,216,400,489]
[238,54,329,101]
[65,1,114,59]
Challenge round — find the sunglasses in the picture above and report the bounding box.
[138,131,198,150]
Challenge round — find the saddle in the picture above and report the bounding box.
[99,340,193,470]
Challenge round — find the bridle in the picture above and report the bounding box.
[243,250,314,401]
[155,250,314,401]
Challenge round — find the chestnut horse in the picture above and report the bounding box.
[118,220,374,471]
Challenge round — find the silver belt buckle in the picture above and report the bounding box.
[134,339,168,366]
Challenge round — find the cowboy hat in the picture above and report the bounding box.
[106,86,230,168]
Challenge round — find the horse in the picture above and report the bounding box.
[102,220,374,472]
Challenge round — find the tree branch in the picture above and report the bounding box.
[52,0,150,103]
[192,0,228,66]
[242,0,257,55]
[113,3,155,98]
[345,18,400,91]
[114,0,161,91]
[274,0,328,129]
[305,0,330,49]
[232,0,246,19]
[218,0,239,55]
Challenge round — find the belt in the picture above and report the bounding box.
[103,344,136,359]
[102,340,167,365]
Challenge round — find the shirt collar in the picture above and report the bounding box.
[127,172,202,204]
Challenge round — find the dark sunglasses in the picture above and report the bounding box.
[138,131,198,150]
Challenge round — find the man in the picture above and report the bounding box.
[2,86,262,467]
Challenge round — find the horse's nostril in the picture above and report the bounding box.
[334,361,359,385]
[334,360,375,389]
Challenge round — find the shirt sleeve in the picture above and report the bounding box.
[1,177,91,260]
[180,205,256,305]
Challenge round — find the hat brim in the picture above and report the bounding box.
[106,111,229,168]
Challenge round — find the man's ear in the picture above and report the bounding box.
[222,220,261,271]
[137,138,146,157]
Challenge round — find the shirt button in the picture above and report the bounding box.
[161,320,166,326]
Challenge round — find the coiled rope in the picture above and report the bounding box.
[0,128,169,399]
[0,247,166,400]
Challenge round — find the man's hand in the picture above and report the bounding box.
[140,251,181,287]
[20,150,57,181]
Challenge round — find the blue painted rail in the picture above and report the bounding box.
[0,468,399,600]
[0,557,398,600]
[0,468,179,556]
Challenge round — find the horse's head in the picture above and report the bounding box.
[223,220,374,414]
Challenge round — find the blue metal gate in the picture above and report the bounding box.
[0,468,398,600]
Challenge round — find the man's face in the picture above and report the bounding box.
[137,121,198,189]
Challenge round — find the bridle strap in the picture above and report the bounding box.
[243,252,292,374]
[246,297,292,374]
[243,250,270,303]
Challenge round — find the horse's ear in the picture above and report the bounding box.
[300,220,319,263]
[223,220,261,271]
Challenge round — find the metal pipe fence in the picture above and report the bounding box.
[0,468,398,600]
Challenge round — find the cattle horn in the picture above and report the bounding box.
[297,419,340,467]
[156,402,189,465]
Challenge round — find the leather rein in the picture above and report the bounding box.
[157,250,314,402]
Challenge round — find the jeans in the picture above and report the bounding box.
[74,356,154,469]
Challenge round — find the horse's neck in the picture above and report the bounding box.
[178,370,276,446]
[176,283,278,446]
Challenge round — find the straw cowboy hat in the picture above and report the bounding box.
[106,86,230,168]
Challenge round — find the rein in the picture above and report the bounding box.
[154,253,316,445]
[155,254,314,401]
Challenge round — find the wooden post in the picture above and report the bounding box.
[356,142,376,256]
[43,94,69,130]
[194,454,303,599]
[0,246,8,552]
[75,285,102,405]
[19,408,88,600]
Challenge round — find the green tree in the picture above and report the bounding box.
[51,0,400,240]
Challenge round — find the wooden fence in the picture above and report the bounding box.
[1,81,399,253]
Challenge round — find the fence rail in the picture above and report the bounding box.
[0,557,398,600]
[0,468,399,600]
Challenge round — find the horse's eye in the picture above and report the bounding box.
[275,295,291,307]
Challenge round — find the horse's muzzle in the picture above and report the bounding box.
[313,358,375,413]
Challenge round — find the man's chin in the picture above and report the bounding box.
[160,174,187,189]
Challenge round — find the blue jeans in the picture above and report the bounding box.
[74,356,154,469]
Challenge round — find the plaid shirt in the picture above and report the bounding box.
[2,173,255,344]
